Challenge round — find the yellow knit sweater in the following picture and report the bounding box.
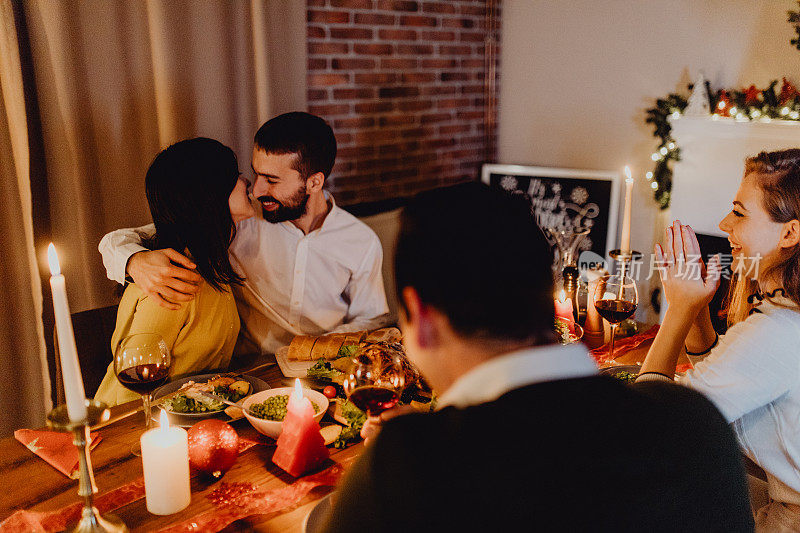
[95,280,240,406]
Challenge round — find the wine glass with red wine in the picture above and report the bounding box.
[114,333,171,456]
[343,352,405,422]
[593,273,638,362]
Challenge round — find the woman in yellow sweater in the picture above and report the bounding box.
[96,138,248,406]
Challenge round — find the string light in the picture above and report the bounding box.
[647,78,800,210]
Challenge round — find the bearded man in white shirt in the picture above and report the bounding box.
[99,112,389,356]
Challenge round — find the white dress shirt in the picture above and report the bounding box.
[437,342,598,410]
[98,194,389,355]
[640,297,800,507]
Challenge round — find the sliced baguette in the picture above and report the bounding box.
[365,327,402,344]
[311,334,347,360]
[288,335,317,361]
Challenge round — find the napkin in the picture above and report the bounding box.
[14,429,102,479]
[590,325,660,365]
[590,325,694,373]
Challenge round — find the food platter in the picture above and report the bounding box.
[276,328,404,379]
[599,364,641,383]
[153,373,270,427]
[599,364,683,382]
[275,345,316,378]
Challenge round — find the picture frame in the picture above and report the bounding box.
[481,164,621,262]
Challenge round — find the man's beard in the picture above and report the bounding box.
[257,186,309,223]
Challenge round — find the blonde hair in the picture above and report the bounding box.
[725,149,800,326]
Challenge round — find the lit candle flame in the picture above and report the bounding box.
[160,409,169,432]
[557,289,567,303]
[47,243,61,276]
[293,378,303,402]
[624,166,633,184]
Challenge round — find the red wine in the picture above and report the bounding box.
[594,299,637,324]
[117,363,169,394]
[348,386,399,416]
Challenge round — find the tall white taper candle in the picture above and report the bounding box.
[620,166,634,252]
[47,243,88,421]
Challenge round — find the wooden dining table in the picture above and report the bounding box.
[3,327,760,532]
[0,362,363,532]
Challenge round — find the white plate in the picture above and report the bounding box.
[275,345,316,378]
[152,373,270,427]
[303,493,333,533]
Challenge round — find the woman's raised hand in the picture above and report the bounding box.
[654,220,722,315]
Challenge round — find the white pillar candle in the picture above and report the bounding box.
[141,411,191,515]
[47,243,88,422]
[620,166,634,252]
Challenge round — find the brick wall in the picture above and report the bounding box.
[307,0,500,205]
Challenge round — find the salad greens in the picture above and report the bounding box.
[333,399,366,449]
[612,371,638,384]
[307,358,344,381]
[165,381,249,413]
[338,344,359,357]
[166,395,222,413]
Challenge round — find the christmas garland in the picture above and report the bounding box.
[645,78,800,209]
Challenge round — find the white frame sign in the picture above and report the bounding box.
[481,164,621,261]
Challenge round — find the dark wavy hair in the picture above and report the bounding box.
[144,138,244,292]
[253,112,337,179]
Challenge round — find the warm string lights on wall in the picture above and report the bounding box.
[645,77,800,209]
[643,6,800,209]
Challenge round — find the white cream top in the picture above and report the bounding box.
[643,297,800,506]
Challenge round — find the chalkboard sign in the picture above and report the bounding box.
[481,164,621,260]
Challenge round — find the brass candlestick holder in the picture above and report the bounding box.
[609,249,643,277]
[47,399,128,533]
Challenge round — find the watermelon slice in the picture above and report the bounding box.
[272,401,329,477]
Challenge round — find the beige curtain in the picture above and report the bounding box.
[0,0,52,436]
[0,0,305,436]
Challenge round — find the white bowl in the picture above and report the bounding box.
[241,387,328,439]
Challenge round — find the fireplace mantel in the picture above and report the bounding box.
[669,116,800,237]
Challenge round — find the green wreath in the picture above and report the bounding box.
[645,5,800,209]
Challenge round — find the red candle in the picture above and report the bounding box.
[554,290,575,333]
[272,379,329,477]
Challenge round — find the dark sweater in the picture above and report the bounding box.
[322,377,754,533]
